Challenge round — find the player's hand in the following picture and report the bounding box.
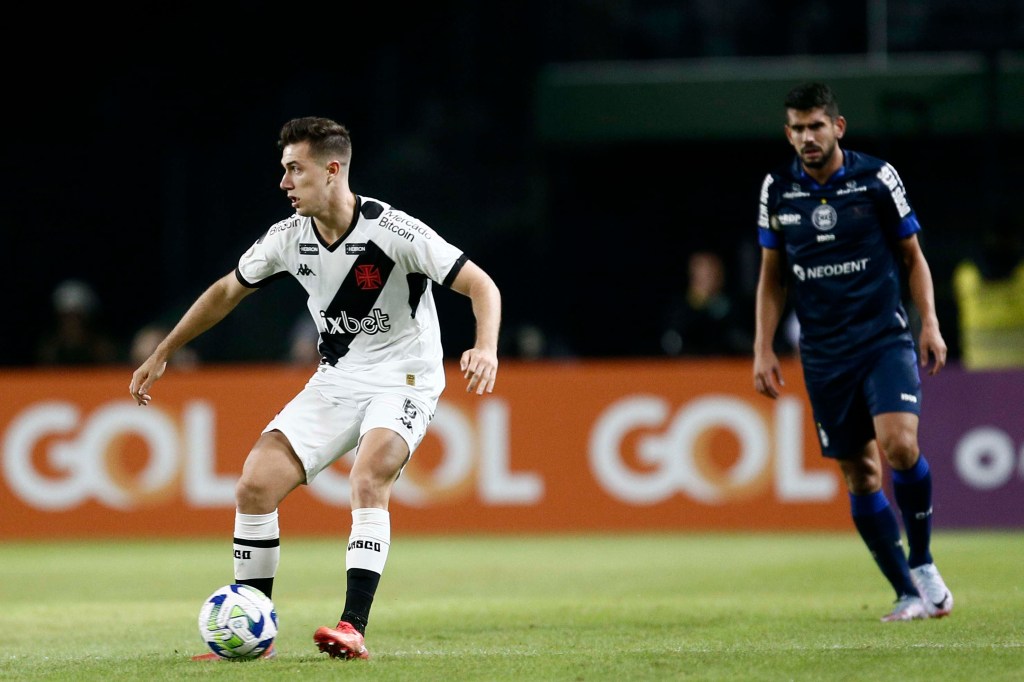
[129,356,168,406]
[919,325,947,375]
[460,347,498,395]
[753,351,784,399]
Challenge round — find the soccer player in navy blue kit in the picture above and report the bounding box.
[752,82,954,622]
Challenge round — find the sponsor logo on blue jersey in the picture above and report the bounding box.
[758,175,774,228]
[836,180,867,195]
[876,164,912,217]
[793,258,870,281]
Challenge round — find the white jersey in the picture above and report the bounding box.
[236,195,467,403]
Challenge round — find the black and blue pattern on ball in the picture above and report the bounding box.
[199,583,278,659]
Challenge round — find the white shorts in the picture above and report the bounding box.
[263,369,435,484]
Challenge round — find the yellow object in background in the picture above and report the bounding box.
[953,260,1024,370]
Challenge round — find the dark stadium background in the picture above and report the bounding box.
[3,1,1021,366]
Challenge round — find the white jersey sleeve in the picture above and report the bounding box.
[236,215,304,286]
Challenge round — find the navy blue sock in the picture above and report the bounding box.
[892,455,934,568]
[850,491,918,599]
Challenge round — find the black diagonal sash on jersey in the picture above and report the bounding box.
[319,240,396,365]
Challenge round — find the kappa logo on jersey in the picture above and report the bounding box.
[296,264,316,277]
[354,265,382,290]
[396,398,418,431]
[319,309,391,335]
[811,203,838,231]
[346,243,367,255]
[299,243,319,255]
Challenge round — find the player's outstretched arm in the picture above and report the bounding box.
[899,235,947,375]
[129,272,255,405]
[449,260,501,395]
[753,247,787,399]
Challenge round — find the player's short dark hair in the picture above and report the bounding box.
[784,82,840,119]
[278,116,352,162]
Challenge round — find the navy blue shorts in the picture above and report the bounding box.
[801,341,922,459]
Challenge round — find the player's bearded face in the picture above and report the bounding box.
[785,109,843,170]
[799,136,836,169]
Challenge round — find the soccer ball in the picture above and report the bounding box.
[197,584,278,660]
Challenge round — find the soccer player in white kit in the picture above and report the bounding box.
[129,117,501,661]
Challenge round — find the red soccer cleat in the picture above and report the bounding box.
[313,620,370,660]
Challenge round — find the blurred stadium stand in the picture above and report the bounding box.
[4,0,1022,365]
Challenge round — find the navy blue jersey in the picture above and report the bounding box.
[757,150,921,362]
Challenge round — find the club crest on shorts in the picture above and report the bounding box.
[396,398,417,431]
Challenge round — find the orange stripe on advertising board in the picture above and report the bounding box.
[0,360,848,538]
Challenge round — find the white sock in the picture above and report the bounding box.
[233,510,280,582]
[347,508,390,574]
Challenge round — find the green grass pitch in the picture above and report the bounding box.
[1,531,1021,681]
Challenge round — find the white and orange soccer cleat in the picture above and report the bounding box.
[911,563,954,618]
[881,595,928,622]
